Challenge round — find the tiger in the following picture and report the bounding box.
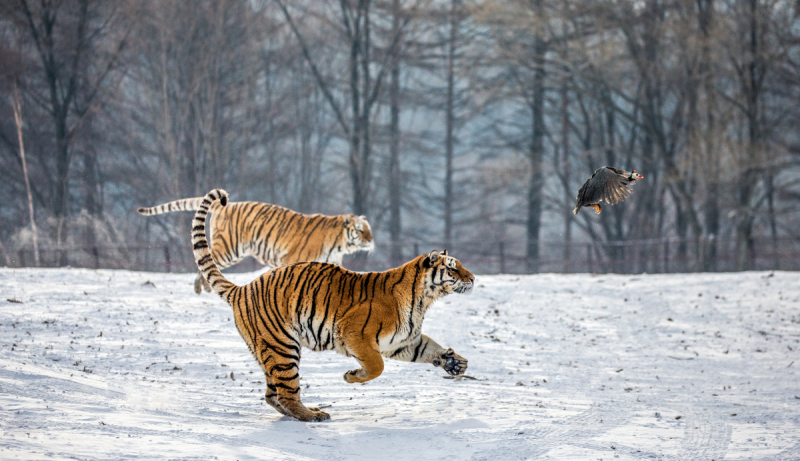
[137,196,374,294]
[191,189,474,422]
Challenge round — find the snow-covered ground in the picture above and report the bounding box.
[0,267,798,460]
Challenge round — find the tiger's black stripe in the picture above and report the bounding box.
[190,189,473,422]
[140,194,374,295]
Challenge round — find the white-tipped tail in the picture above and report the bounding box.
[137,197,206,216]
[192,189,236,299]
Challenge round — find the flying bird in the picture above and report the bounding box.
[574,167,643,215]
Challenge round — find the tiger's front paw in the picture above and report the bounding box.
[343,369,362,383]
[432,348,468,376]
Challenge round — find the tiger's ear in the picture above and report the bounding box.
[424,250,441,268]
[442,249,448,256]
[343,214,354,225]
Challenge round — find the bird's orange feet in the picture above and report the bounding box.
[591,204,602,214]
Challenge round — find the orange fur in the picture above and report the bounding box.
[138,197,373,293]
[192,189,474,422]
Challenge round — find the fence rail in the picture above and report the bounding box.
[6,235,800,275]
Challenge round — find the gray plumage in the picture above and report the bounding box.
[574,167,642,215]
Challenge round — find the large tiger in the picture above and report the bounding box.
[192,189,474,422]
[138,196,374,294]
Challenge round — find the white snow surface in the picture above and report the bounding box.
[0,267,798,460]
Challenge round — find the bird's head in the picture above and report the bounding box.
[629,170,643,180]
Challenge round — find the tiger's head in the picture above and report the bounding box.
[422,249,475,297]
[343,215,375,253]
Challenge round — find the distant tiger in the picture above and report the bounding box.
[192,189,474,422]
[138,196,374,294]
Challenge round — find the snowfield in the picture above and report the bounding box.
[1,267,799,460]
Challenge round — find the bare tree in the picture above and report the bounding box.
[1,0,798,273]
[388,0,404,263]
[274,0,414,217]
[474,0,549,272]
[443,0,460,250]
[10,81,38,266]
[6,0,132,264]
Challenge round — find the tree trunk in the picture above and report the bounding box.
[444,0,458,251]
[675,201,688,272]
[347,1,365,216]
[388,0,403,264]
[298,87,314,212]
[704,180,719,271]
[53,106,71,266]
[358,0,373,218]
[48,0,89,266]
[526,0,546,273]
[278,0,407,218]
[699,0,718,272]
[766,173,778,269]
[560,71,571,272]
[736,0,760,271]
[19,0,125,265]
[12,83,39,266]
[83,119,100,250]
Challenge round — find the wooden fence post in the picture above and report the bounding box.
[663,239,669,273]
[18,249,25,268]
[93,247,100,269]
[587,244,593,273]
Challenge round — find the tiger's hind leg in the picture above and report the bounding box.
[264,375,289,416]
[194,271,211,294]
[253,342,290,416]
[268,357,330,422]
[258,337,329,422]
[265,374,319,415]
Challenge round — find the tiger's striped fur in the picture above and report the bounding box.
[138,196,374,294]
[192,189,474,422]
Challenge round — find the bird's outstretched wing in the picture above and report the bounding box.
[592,167,633,205]
[575,167,633,214]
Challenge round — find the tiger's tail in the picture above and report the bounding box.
[192,189,237,299]
[137,196,206,216]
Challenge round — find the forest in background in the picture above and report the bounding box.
[1,0,799,274]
